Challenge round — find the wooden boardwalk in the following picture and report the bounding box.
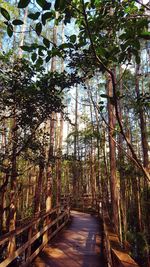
[32,210,105,267]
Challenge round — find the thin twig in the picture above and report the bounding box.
[135,0,150,11]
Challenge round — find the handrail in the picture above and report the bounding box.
[0,204,70,267]
[0,206,59,246]
[102,205,140,267]
[4,194,140,267]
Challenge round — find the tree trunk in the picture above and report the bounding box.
[8,109,17,256]
[18,7,28,58]
[135,65,149,172]
[73,85,78,203]
[107,73,119,234]
[56,113,63,206]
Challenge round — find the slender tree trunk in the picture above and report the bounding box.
[73,86,78,203]
[34,158,45,215]
[107,73,119,234]
[18,7,28,58]
[102,125,110,208]
[56,113,63,206]
[56,23,64,206]
[135,65,149,172]
[0,119,8,233]
[45,114,55,211]
[45,14,58,214]
[118,67,125,243]
[7,107,17,256]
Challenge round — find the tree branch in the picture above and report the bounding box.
[81,0,150,182]
[135,0,150,11]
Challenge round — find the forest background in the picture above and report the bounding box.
[0,0,149,266]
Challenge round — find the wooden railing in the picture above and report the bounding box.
[101,206,140,267]
[0,204,70,267]
[3,193,139,267]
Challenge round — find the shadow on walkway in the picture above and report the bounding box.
[32,210,106,267]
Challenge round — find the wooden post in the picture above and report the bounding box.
[56,207,59,230]
[7,200,16,257]
[43,213,50,245]
[26,226,32,261]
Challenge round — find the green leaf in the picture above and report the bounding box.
[36,0,45,8]
[119,53,126,63]
[59,42,74,49]
[100,94,109,98]
[70,34,76,43]
[31,52,37,62]
[43,2,51,10]
[12,19,24,25]
[46,55,51,62]
[37,45,47,50]
[38,49,44,56]
[28,12,40,20]
[54,0,65,10]
[42,11,54,25]
[35,22,42,36]
[54,0,60,10]
[51,47,62,57]
[4,21,9,26]
[36,0,51,10]
[64,9,72,24]
[99,106,104,112]
[131,39,140,50]
[30,43,39,49]
[0,8,10,20]
[7,24,13,37]
[18,0,30,8]
[135,55,141,64]
[36,57,43,66]
[20,45,33,52]
[91,0,95,9]
[139,31,150,40]
[43,37,50,48]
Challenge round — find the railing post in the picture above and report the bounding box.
[67,203,70,222]
[99,201,102,215]
[101,202,113,267]
[7,202,16,257]
[26,225,32,261]
[68,195,71,220]
[43,212,50,244]
[56,206,59,230]
[7,235,16,257]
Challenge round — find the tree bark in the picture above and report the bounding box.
[135,65,149,172]
[107,73,119,234]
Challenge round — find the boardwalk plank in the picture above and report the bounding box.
[32,210,104,267]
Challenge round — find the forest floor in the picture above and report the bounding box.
[32,210,105,267]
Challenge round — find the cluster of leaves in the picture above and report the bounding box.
[118,69,150,115]
[67,124,100,154]
[0,54,81,163]
[0,7,23,37]
[1,0,149,69]
[68,48,104,78]
[0,1,18,37]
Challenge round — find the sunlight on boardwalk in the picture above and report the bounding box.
[32,211,105,267]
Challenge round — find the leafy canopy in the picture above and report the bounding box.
[0,0,149,69]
